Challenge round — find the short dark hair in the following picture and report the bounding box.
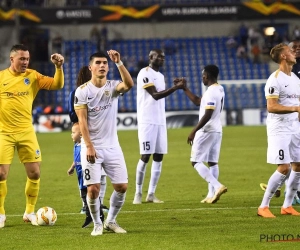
[204,64,219,79]
[89,51,108,63]
[149,49,162,56]
[10,44,28,52]
[10,44,28,53]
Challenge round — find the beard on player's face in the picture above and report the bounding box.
[152,59,164,68]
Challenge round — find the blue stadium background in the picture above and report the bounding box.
[35,37,269,112]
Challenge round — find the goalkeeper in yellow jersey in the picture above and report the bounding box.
[0,44,64,228]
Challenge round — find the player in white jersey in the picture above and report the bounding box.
[174,65,227,204]
[133,49,185,204]
[258,43,300,218]
[74,51,134,236]
[260,40,300,203]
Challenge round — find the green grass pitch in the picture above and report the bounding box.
[1,126,300,250]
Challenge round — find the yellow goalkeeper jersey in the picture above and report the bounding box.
[0,68,54,134]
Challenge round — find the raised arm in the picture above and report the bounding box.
[145,83,183,101]
[49,53,65,90]
[145,76,186,101]
[107,49,134,94]
[174,77,201,106]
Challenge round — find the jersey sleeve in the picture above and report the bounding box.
[114,80,124,96]
[36,71,55,90]
[204,89,217,110]
[68,90,78,123]
[140,68,155,89]
[265,74,280,99]
[74,86,87,110]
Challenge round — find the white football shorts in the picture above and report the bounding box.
[268,133,300,164]
[190,131,222,163]
[81,145,128,185]
[266,134,300,164]
[138,123,167,154]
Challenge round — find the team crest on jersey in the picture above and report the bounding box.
[143,77,149,83]
[268,87,275,94]
[24,78,30,85]
[104,90,110,97]
[35,149,41,159]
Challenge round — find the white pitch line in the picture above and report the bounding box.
[5,206,283,217]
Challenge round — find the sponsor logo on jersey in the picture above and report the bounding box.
[6,91,29,97]
[24,78,30,85]
[88,103,112,112]
[286,94,300,98]
[207,102,215,105]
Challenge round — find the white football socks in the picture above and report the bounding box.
[208,165,219,197]
[260,170,286,208]
[194,162,221,190]
[283,170,300,208]
[148,161,162,194]
[135,159,147,194]
[106,191,126,222]
[87,195,101,224]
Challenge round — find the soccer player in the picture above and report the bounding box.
[74,50,133,236]
[258,43,300,218]
[0,44,64,228]
[259,39,300,203]
[175,65,227,204]
[68,66,108,228]
[133,49,185,204]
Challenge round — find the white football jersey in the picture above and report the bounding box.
[136,66,166,125]
[265,70,300,135]
[74,80,121,148]
[199,83,225,133]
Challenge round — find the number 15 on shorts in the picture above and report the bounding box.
[143,141,150,151]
